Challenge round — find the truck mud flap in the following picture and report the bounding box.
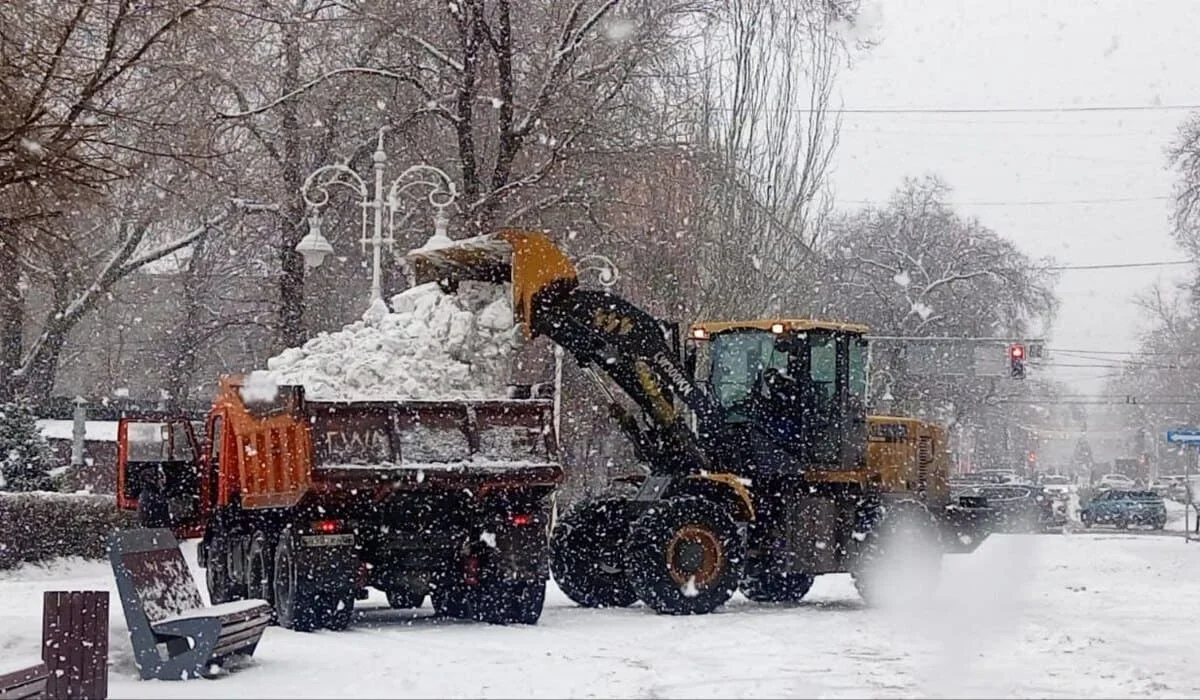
[938,502,996,554]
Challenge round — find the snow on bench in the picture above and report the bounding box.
[155,599,272,625]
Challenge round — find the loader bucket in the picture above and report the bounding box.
[406,229,578,336]
[938,497,997,554]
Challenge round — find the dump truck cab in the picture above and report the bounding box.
[115,414,206,539]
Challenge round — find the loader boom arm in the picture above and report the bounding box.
[528,281,724,476]
[408,229,725,477]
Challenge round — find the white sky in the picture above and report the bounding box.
[827,0,1200,394]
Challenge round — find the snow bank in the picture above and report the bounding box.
[264,282,521,401]
[36,420,118,442]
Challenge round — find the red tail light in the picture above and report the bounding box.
[312,519,340,534]
[510,513,534,526]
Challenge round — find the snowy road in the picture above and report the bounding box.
[2,533,1199,699]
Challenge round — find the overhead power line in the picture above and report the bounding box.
[839,196,1170,208]
[822,104,1200,115]
[1040,259,1194,271]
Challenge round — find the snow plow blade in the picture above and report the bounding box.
[939,496,996,554]
[406,229,578,336]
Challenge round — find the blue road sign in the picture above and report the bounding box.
[1167,429,1200,444]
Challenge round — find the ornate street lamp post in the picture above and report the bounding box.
[297,127,458,321]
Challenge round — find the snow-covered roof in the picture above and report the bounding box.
[36,419,119,442]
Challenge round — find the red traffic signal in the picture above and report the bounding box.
[1009,343,1026,379]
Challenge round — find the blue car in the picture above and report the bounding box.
[1080,489,1167,530]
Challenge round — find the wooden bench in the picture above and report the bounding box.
[107,528,271,681]
[0,660,48,699]
[42,591,110,699]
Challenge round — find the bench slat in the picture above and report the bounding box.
[0,662,49,700]
[213,615,271,640]
[211,626,269,659]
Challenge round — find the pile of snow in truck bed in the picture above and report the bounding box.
[263,281,520,401]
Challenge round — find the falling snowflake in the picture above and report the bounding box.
[604,18,637,41]
[911,301,933,320]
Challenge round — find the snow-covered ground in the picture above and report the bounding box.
[1165,499,1199,533]
[3,533,1200,698]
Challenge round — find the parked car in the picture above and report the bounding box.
[1040,474,1074,499]
[978,469,1021,484]
[1166,476,1200,503]
[1097,473,1136,490]
[1148,479,1174,498]
[958,484,1063,532]
[1080,489,1167,530]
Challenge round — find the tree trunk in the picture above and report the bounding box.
[277,16,307,350]
[21,323,69,400]
[0,224,22,401]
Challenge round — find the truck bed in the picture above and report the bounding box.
[228,386,562,510]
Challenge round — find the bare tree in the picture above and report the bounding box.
[682,0,857,321]
[0,0,235,399]
[212,0,711,343]
[823,175,1058,433]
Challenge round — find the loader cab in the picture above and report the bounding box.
[687,320,869,470]
[116,415,206,538]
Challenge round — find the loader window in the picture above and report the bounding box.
[809,335,837,401]
[849,339,868,402]
[709,330,788,408]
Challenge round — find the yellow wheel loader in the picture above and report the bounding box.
[407,230,993,615]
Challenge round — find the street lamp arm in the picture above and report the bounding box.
[386,165,459,212]
[301,164,369,209]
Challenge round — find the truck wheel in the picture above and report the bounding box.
[386,588,426,609]
[550,497,639,609]
[852,501,942,607]
[625,497,744,615]
[473,579,547,625]
[322,597,354,631]
[741,558,814,603]
[204,537,241,605]
[432,584,470,619]
[247,531,276,622]
[273,531,319,632]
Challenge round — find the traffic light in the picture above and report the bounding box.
[1009,343,1026,379]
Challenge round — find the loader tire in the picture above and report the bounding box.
[550,498,640,609]
[741,559,814,603]
[625,497,744,615]
[852,500,942,607]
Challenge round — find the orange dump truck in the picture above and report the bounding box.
[116,376,564,629]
